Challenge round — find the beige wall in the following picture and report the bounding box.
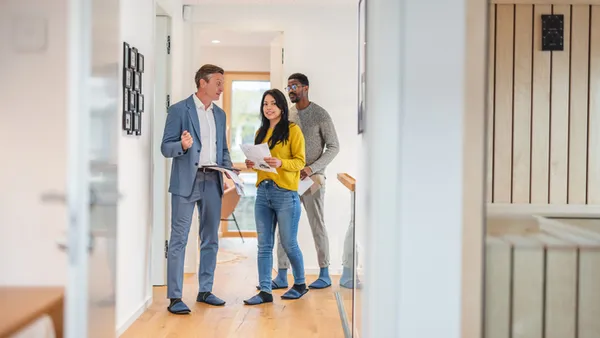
[486,4,600,205]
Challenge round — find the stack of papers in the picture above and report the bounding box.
[203,165,245,196]
[240,143,278,174]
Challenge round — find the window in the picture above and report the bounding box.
[221,72,270,237]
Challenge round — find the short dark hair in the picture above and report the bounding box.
[288,73,309,86]
[195,64,224,88]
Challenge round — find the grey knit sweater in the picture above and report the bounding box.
[289,102,340,175]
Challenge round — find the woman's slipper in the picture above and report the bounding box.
[244,291,274,305]
[281,285,309,300]
[255,280,288,290]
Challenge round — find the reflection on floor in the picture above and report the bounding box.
[122,238,348,338]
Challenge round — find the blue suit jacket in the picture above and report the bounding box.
[161,95,232,197]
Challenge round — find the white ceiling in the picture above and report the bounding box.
[195,29,281,47]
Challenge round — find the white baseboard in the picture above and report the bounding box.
[117,296,153,337]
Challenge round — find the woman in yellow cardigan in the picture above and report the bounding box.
[243,88,308,305]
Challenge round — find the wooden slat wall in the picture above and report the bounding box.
[487,4,600,205]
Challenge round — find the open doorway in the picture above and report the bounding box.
[185,29,284,268]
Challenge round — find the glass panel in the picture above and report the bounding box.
[229,80,271,164]
[228,172,258,232]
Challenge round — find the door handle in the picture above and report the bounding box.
[41,189,122,253]
[56,234,95,253]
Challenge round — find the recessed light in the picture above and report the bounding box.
[211,40,221,44]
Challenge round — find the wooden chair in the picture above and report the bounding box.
[221,176,244,242]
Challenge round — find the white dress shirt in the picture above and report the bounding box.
[192,94,217,166]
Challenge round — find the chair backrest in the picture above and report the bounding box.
[221,176,241,219]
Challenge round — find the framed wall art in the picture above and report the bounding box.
[122,42,145,136]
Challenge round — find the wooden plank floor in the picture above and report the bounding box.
[122,238,350,338]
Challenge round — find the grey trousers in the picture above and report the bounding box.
[277,178,330,269]
[167,171,222,299]
[342,219,354,269]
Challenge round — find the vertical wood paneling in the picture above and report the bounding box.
[530,5,552,204]
[509,239,544,338]
[494,5,515,203]
[512,5,534,203]
[578,250,600,338]
[485,238,511,338]
[488,5,496,203]
[588,6,600,204]
[568,5,590,205]
[549,5,571,204]
[487,4,597,206]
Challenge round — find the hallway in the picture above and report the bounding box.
[122,238,349,337]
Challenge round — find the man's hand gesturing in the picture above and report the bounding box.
[181,130,193,150]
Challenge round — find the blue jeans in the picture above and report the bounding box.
[255,180,305,292]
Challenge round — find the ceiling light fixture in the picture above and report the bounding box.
[211,40,221,44]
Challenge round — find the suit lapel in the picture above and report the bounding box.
[186,95,201,141]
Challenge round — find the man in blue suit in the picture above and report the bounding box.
[161,64,234,313]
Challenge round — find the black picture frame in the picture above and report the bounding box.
[133,72,141,92]
[129,47,138,70]
[133,112,142,135]
[123,42,130,68]
[137,93,144,113]
[129,90,137,112]
[137,53,144,73]
[123,89,130,112]
[123,68,133,89]
[123,111,133,135]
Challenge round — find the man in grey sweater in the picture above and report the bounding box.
[273,73,340,289]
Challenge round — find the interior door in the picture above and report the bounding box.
[63,0,120,336]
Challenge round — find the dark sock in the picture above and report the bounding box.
[258,291,273,302]
[292,283,307,293]
[169,298,182,307]
[197,292,209,300]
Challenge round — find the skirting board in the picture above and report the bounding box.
[117,296,153,337]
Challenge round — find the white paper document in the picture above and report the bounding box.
[202,165,245,196]
[240,143,278,173]
[298,176,315,196]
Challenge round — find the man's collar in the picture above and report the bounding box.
[193,93,213,111]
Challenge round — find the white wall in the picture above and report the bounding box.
[0,0,68,286]
[195,45,270,72]
[189,3,358,274]
[117,0,183,333]
[117,0,154,332]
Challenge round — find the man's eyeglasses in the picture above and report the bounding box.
[285,84,303,92]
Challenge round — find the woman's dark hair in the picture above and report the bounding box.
[254,89,290,149]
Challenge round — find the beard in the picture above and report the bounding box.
[289,94,298,103]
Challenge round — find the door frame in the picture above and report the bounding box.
[220,71,270,238]
[151,11,172,286]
